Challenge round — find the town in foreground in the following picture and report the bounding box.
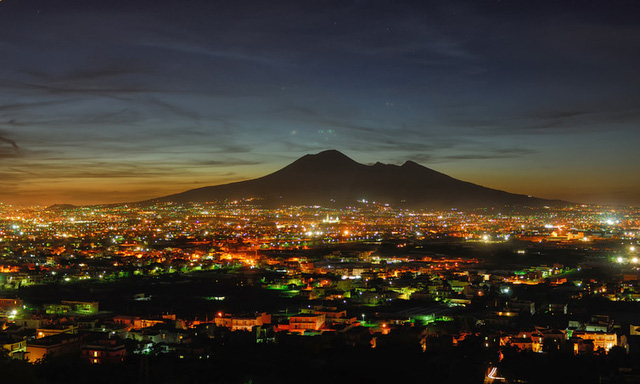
[0,201,639,383]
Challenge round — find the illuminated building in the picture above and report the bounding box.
[0,298,23,310]
[288,314,326,332]
[81,339,126,364]
[572,331,617,352]
[36,325,78,339]
[1,335,27,359]
[26,333,82,362]
[214,312,271,331]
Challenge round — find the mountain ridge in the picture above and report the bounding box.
[142,150,566,209]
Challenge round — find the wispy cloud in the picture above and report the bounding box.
[0,133,18,150]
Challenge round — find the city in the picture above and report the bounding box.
[1,201,639,383]
[1,0,639,383]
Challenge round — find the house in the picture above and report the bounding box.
[299,307,356,326]
[36,324,78,339]
[572,331,617,352]
[112,315,164,330]
[0,334,27,359]
[26,333,82,362]
[509,332,543,353]
[289,314,325,332]
[0,298,23,311]
[13,317,52,329]
[567,337,594,354]
[61,301,99,315]
[214,312,271,331]
[81,338,126,364]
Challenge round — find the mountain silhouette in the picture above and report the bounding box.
[144,150,564,209]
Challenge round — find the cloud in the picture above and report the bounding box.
[0,100,78,114]
[0,130,20,159]
[397,147,536,166]
[194,159,261,167]
[15,80,149,97]
[0,134,18,150]
[442,149,537,160]
[21,62,149,84]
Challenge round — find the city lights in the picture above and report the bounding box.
[0,201,638,381]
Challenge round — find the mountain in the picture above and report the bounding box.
[143,150,565,209]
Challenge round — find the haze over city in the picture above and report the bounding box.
[1,0,639,206]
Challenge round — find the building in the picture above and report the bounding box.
[299,307,355,326]
[0,298,23,311]
[572,331,617,352]
[215,312,271,331]
[61,300,99,315]
[289,314,326,332]
[13,317,52,329]
[1,335,27,359]
[81,338,126,364]
[44,301,98,315]
[36,324,78,339]
[112,315,164,330]
[508,332,543,353]
[26,333,82,362]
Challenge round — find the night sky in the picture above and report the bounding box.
[1,0,639,206]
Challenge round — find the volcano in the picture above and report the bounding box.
[144,150,564,209]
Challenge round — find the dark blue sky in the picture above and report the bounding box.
[1,0,639,205]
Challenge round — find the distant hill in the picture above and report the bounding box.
[46,204,79,211]
[142,150,566,209]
